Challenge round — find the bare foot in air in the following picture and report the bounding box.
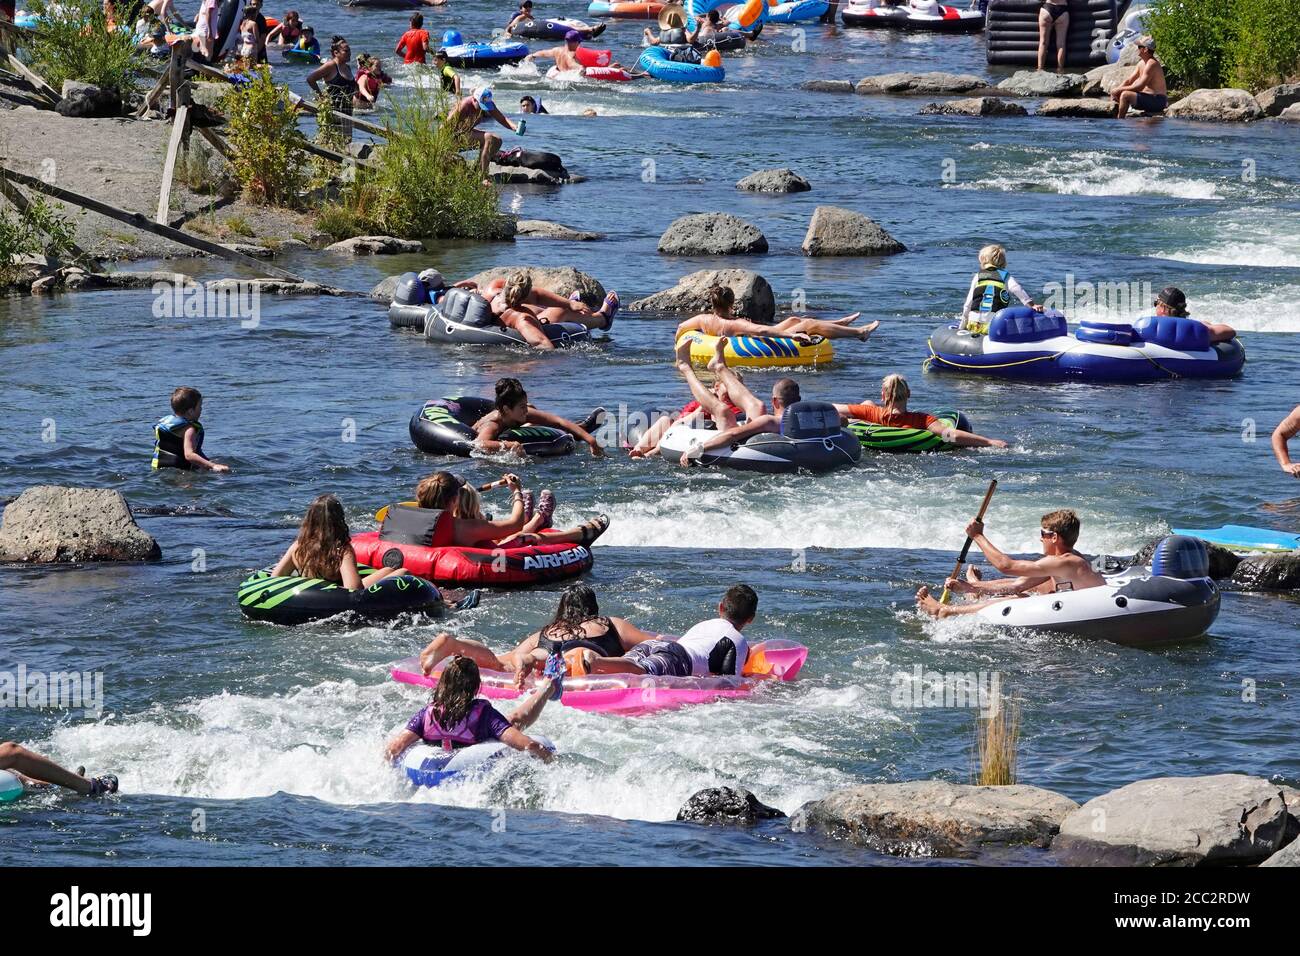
[830,312,861,326]
[858,320,881,341]
[966,566,983,583]
[675,336,694,370]
[707,334,729,372]
[916,586,949,619]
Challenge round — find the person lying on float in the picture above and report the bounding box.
[630,342,757,458]
[677,339,800,467]
[833,374,1008,448]
[916,510,1105,619]
[676,285,877,345]
[474,377,606,457]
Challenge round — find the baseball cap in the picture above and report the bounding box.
[565,29,582,42]
[1156,286,1186,310]
[477,88,495,111]
[419,268,446,289]
[1137,35,1155,50]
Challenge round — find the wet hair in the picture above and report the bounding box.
[541,584,602,641]
[501,273,532,310]
[292,494,352,581]
[720,584,758,626]
[708,284,734,314]
[773,378,801,408]
[1041,509,1081,548]
[880,374,911,407]
[171,386,202,416]
[494,376,528,413]
[415,471,463,510]
[411,11,423,27]
[979,243,1007,270]
[455,485,484,520]
[430,656,481,729]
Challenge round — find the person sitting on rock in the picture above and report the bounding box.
[153,386,230,472]
[384,656,556,766]
[675,285,878,345]
[1112,36,1167,118]
[916,509,1106,619]
[417,583,658,682]
[1152,285,1235,343]
[273,494,411,588]
[1,741,118,799]
[630,358,757,458]
[1273,406,1300,477]
[675,338,798,467]
[447,87,520,182]
[574,584,758,679]
[959,243,1041,333]
[834,374,1009,448]
[411,469,610,548]
[473,376,606,457]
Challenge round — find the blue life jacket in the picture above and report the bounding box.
[153,414,203,470]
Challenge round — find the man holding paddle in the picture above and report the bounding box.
[916,509,1105,619]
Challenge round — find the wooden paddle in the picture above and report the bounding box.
[374,478,512,523]
[940,479,998,605]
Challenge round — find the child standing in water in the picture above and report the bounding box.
[960,244,1042,334]
[153,387,230,472]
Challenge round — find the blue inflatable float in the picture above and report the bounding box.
[637,45,725,83]
[441,38,529,68]
[401,736,555,788]
[764,0,830,23]
[925,307,1246,382]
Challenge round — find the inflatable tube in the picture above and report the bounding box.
[388,279,591,348]
[677,330,832,368]
[725,0,766,28]
[924,307,1246,382]
[588,0,667,18]
[281,47,320,63]
[1107,2,1146,63]
[1170,525,1300,555]
[401,735,556,787]
[352,524,594,588]
[765,0,830,23]
[693,29,749,50]
[847,409,970,452]
[985,0,1117,67]
[0,770,23,803]
[638,44,725,81]
[973,537,1220,647]
[842,1,986,32]
[658,400,862,473]
[441,39,529,68]
[574,44,613,67]
[409,396,603,457]
[584,65,635,80]
[511,16,606,40]
[237,567,443,626]
[392,639,808,714]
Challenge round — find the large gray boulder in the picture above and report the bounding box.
[997,71,1086,97]
[515,219,604,241]
[1278,103,1300,122]
[657,213,768,256]
[736,168,811,193]
[792,781,1079,857]
[801,79,854,94]
[627,269,775,323]
[855,72,990,96]
[802,205,905,257]
[919,97,1028,117]
[677,787,786,826]
[1255,83,1300,117]
[325,236,424,255]
[1053,774,1299,866]
[1130,537,1241,581]
[1081,62,1134,96]
[1167,89,1264,123]
[1230,552,1300,590]
[1036,98,1117,118]
[0,486,160,563]
[465,265,605,309]
[55,80,121,118]
[1261,838,1300,867]
[370,274,403,302]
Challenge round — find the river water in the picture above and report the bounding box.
[2,2,1298,865]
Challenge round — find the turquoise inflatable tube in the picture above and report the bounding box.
[764,0,829,23]
[637,45,725,83]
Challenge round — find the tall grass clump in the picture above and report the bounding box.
[973,697,1020,787]
[320,80,504,241]
[25,0,145,95]
[0,187,78,285]
[219,67,309,205]
[1147,0,1300,91]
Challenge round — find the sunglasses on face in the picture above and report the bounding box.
[1040,529,1057,539]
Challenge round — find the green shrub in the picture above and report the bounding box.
[1146,0,1235,89]
[320,80,503,241]
[25,0,145,95]
[219,67,308,206]
[1228,0,1300,89]
[0,187,78,285]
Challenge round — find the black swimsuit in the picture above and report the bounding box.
[1043,1,1068,20]
[541,617,623,658]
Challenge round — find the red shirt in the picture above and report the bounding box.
[396,28,430,64]
[680,400,745,421]
[844,404,937,430]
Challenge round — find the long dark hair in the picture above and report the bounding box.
[431,656,481,727]
[540,584,601,640]
[293,494,351,580]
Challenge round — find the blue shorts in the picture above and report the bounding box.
[624,640,692,678]
[1133,92,1168,113]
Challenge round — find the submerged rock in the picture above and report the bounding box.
[1230,552,1300,591]
[677,787,786,825]
[1036,98,1116,118]
[736,168,811,193]
[657,212,768,256]
[856,71,990,96]
[791,781,1078,857]
[1167,89,1264,123]
[515,219,604,241]
[802,80,854,94]
[919,97,1028,117]
[627,269,775,323]
[996,70,1085,97]
[801,205,905,257]
[1053,774,1299,866]
[0,486,160,563]
[465,265,606,309]
[325,236,424,256]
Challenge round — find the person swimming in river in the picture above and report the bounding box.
[959,243,1042,333]
[384,656,556,766]
[629,360,757,458]
[834,374,1009,448]
[674,337,799,467]
[524,30,621,74]
[675,286,879,345]
[520,94,548,114]
[273,494,412,589]
[916,509,1106,619]
[417,584,658,684]
[473,377,606,457]
[153,386,230,472]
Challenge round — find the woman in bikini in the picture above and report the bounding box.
[674,286,880,346]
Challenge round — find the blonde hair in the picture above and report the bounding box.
[880,374,911,407]
[978,243,1007,270]
[455,486,484,520]
[502,272,532,308]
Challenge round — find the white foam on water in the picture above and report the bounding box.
[959,150,1221,200]
[1150,210,1300,269]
